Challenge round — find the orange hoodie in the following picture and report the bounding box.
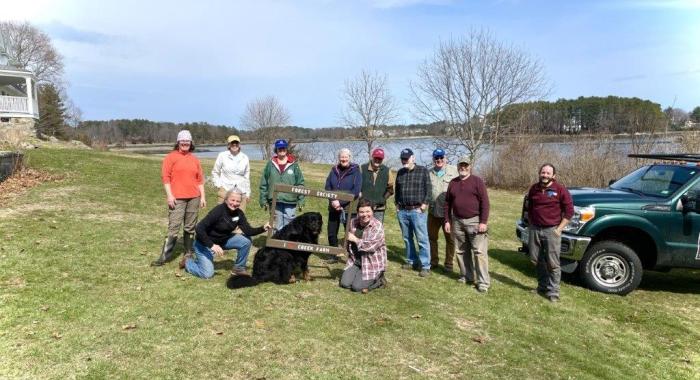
[161,150,204,198]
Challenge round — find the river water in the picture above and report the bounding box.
[193,136,680,170]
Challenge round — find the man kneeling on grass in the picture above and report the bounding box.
[181,189,271,279]
[340,198,387,293]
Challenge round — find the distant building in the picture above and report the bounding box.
[683,120,698,130]
[0,49,39,142]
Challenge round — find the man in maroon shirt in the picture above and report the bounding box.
[444,156,490,293]
[526,163,574,302]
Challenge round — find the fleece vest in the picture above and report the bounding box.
[361,163,390,208]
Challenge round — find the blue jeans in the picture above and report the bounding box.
[275,202,296,232]
[397,209,431,269]
[373,210,385,224]
[185,235,252,279]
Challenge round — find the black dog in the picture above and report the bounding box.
[227,212,323,289]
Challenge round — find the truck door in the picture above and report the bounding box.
[659,182,700,268]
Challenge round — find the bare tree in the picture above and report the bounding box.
[240,96,291,160]
[341,70,398,156]
[0,21,64,84]
[410,29,548,164]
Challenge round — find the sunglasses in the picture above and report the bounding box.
[433,156,445,160]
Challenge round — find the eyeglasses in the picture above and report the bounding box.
[179,141,191,145]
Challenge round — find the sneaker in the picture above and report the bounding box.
[548,295,560,303]
[476,285,489,293]
[444,266,454,273]
[401,263,418,270]
[457,276,467,284]
[232,268,249,276]
[419,269,431,277]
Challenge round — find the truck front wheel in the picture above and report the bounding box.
[579,241,643,295]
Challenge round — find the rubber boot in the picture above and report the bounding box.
[183,232,194,257]
[151,236,178,266]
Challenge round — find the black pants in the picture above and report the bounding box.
[327,208,355,247]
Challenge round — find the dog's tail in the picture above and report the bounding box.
[226,275,260,289]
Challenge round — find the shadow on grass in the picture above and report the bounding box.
[638,269,700,294]
[492,248,700,294]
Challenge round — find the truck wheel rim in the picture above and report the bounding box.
[591,254,629,287]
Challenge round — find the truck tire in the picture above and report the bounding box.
[579,241,643,295]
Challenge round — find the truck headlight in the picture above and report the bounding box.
[563,206,595,233]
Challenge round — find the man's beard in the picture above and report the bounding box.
[539,177,551,185]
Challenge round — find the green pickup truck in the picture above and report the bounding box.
[516,154,700,295]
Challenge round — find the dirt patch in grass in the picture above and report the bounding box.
[0,168,64,206]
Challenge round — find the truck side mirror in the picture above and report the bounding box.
[681,192,700,214]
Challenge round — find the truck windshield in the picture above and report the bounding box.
[610,165,699,198]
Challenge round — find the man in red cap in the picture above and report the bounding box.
[359,147,394,223]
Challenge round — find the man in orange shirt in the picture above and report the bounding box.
[152,130,207,266]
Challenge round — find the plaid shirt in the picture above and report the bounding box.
[345,217,387,281]
[395,165,431,207]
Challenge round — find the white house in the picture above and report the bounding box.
[0,50,39,141]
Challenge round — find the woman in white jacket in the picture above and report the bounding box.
[212,135,251,210]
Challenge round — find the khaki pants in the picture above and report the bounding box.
[428,213,455,269]
[452,216,490,288]
[217,187,247,211]
[167,198,200,237]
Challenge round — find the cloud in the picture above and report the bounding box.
[41,21,114,44]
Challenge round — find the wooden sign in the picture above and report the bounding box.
[267,183,356,256]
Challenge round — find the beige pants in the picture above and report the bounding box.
[167,198,200,237]
[452,216,490,288]
[217,187,247,211]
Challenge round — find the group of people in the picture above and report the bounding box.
[151,130,574,301]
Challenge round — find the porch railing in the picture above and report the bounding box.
[0,95,29,113]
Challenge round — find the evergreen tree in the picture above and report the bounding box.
[691,106,700,123]
[37,83,68,139]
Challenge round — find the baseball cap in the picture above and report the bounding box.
[176,130,192,142]
[227,135,241,144]
[457,155,471,165]
[274,139,288,151]
[432,148,445,158]
[372,148,385,159]
[399,148,414,160]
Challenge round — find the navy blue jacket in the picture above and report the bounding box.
[325,163,362,208]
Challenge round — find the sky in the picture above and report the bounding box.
[2,0,699,128]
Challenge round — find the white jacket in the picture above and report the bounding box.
[211,150,251,197]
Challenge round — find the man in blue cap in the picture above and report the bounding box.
[427,148,459,273]
[394,148,432,277]
[259,139,305,231]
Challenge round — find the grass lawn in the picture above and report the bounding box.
[1,148,699,379]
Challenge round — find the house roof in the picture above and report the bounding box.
[0,64,31,73]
